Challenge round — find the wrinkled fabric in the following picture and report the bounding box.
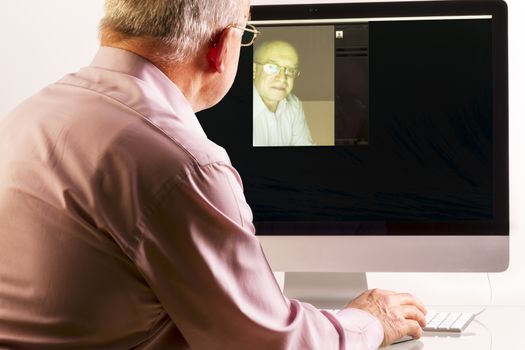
[253,87,314,146]
[0,47,383,350]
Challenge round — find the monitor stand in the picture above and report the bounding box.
[282,272,368,309]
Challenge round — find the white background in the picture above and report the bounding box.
[0,0,523,307]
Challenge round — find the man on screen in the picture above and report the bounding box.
[253,40,314,146]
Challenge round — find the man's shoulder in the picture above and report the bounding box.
[0,66,231,197]
[56,66,230,169]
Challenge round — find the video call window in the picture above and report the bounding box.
[198,14,498,231]
[252,24,370,147]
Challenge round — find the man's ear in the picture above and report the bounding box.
[207,28,232,73]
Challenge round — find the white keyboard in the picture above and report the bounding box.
[324,309,475,333]
[423,311,475,332]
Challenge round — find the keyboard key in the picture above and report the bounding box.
[423,311,475,332]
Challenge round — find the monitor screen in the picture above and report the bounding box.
[198,1,508,242]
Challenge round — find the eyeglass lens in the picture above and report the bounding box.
[263,63,298,78]
[241,31,255,45]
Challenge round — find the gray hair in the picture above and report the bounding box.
[100,0,244,62]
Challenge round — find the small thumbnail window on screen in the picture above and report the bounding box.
[252,24,370,147]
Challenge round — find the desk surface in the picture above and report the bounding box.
[385,306,525,350]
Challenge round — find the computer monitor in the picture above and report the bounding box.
[197,0,508,308]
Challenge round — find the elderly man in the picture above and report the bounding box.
[0,1,426,349]
[253,40,314,146]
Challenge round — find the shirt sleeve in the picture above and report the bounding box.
[326,308,385,349]
[133,161,383,350]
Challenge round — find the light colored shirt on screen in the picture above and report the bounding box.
[253,87,314,147]
[0,47,382,349]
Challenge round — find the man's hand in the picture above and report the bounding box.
[346,289,427,347]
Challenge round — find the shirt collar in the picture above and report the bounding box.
[253,85,288,115]
[90,46,197,127]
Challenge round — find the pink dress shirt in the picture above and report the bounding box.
[0,47,383,349]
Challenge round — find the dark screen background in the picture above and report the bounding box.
[198,19,501,235]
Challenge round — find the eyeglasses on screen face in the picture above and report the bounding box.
[254,62,300,78]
